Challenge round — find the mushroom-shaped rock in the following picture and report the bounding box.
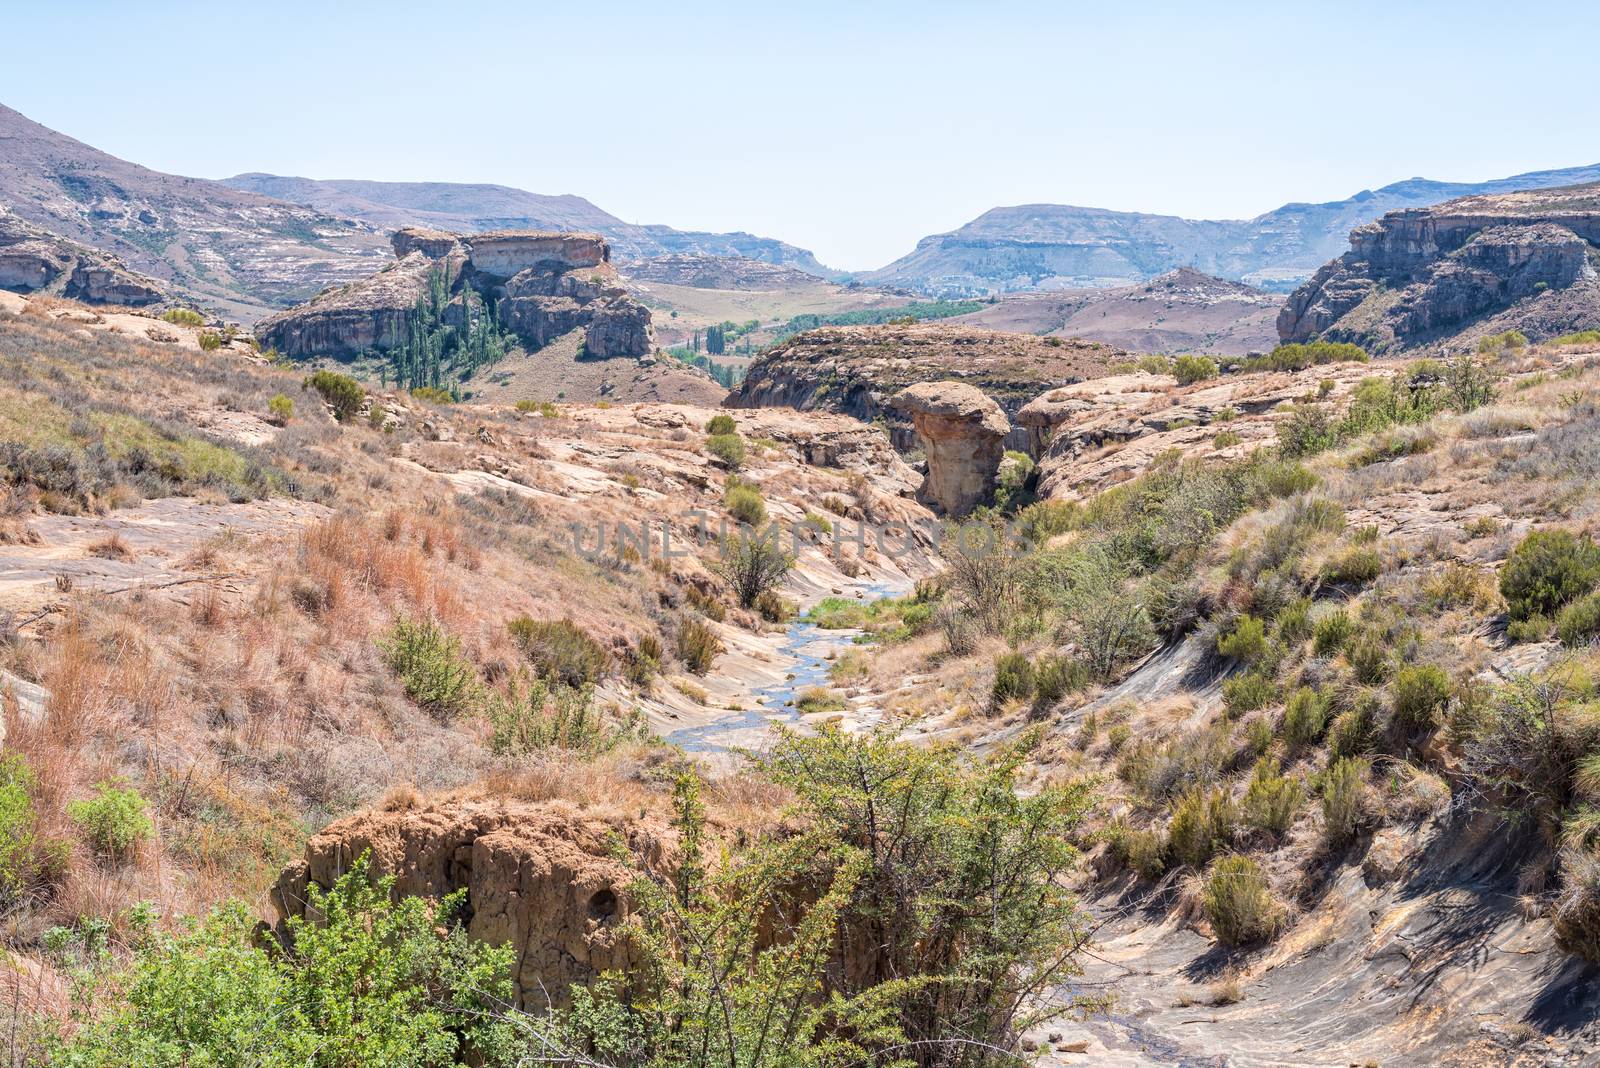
[891,381,1010,516]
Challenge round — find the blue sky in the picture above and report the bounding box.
[5,0,1599,270]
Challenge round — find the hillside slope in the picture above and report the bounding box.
[223,173,842,278]
[0,104,389,320]
[868,163,1600,296]
[948,268,1282,355]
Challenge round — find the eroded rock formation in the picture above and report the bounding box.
[256,227,652,360]
[890,381,1010,515]
[1278,182,1600,351]
[272,799,671,1008]
[0,208,164,306]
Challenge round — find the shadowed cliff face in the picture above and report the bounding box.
[0,208,165,306]
[256,227,653,360]
[1279,182,1600,352]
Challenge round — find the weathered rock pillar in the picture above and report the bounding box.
[890,381,1010,516]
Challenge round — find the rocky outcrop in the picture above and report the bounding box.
[620,254,825,291]
[273,799,670,1009]
[0,208,164,306]
[256,227,652,360]
[727,324,1125,452]
[1278,182,1600,351]
[890,381,1010,515]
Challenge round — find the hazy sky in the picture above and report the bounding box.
[6,0,1599,270]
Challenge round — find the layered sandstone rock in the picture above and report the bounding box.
[1279,182,1600,351]
[0,208,164,306]
[727,324,1124,452]
[891,381,1010,515]
[272,799,671,1008]
[256,227,652,360]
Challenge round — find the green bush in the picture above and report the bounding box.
[711,531,793,608]
[1322,546,1382,586]
[1274,596,1312,644]
[1313,610,1353,655]
[705,413,737,435]
[1172,354,1219,386]
[305,370,365,422]
[1117,826,1169,880]
[1557,590,1600,647]
[1242,759,1303,838]
[380,616,477,716]
[755,589,795,624]
[1391,663,1451,729]
[1204,855,1282,945]
[487,676,642,755]
[1321,757,1369,845]
[57,855,515,1065]
[1348,634,1391,684]
[1500,529,1600,622]
[67,783,154,859]
[991,651,1035,707]
[197,331,223,352]
[704,432,746,470]
[1243,341,1368,373]
[1282,686,1330,749]
[1033,654,1089,710]
[161,307,205,326]
[1507,614,1553,644]
[410,385,454,404]
[267,393,294,425]
[507,616,609,688]
[677,616,723,675]
[723,480,767,527]
[1169,787,1237,869]
[1223,672,1276,717]
[0,754,62,904]
[1327,700,1373,760]
[1217,614,1268,663]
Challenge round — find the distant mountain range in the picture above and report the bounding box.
[221,174,842,280]
[865,164,1600,296]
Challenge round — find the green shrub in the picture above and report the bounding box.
[1204,855,1282,945]
[1242,759,1303,838]
[1321,757,1369,845]
[1507,614,1553,644]
[1172,354,1219,386]
[1138,354,1174,375]
[1322,546,1382,586]
[506,616,609,688]
[723,480,767,527]
[1213,429,1242,448]
[57,855,514,1064]
[755,589,795,624]
[1313,610,1353,655]
[1169,787,1237,869]
[380,616,477,716]
[1348,634,1391,684]
[197,331,223,352]
[795,687,847,715]
[712,532,794,608]
[161,307,205,326]
[1327,700,1374,761]
[677,616,723,674]
[1033,654,1089,710]
[705,432,746,469]
[1557,591,1600,647]
[1553,849,1600,962]
[1274,596,1312,644]
[267,393,294,425]
[705,413,737,435]
[305,370,365,422]
[1391,664,1451,729]
[1118,826,1169,880]
[995,450,1035,510]
[487,676,642,755]
[1223,672,1276,717]
[515,398,561,417]
[1244,341,1368,373]
[1282,686,1330,749]
[0,754,62,904]
[1243,715,1274,756]
[991,651,1036,708]
[1217,615,1268,663]
[1500,529,1600,622]
[67,783,154,859]
[410,385,453,404]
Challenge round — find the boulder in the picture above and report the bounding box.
[464,231,608,278]
[890,381,1010,515]
[272,799,670,1009]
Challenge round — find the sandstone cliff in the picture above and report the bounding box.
[256,227,653,360]
[726,324,1125,453]
[1278,182,1600,351]
[0,208,165,306]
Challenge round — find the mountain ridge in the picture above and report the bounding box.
[867,162,1600,296]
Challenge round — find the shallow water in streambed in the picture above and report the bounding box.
[665,581,902,754]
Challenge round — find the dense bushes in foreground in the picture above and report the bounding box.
[44,729,1098,1067]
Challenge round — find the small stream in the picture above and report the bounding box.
[665,581,903,754]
